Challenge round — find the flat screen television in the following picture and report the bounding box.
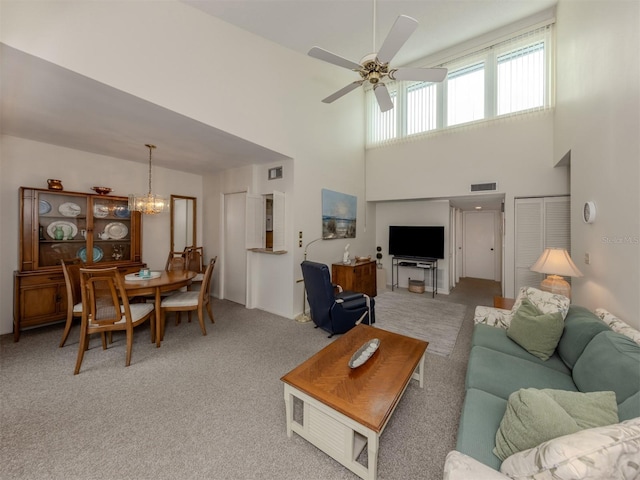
[389,225,445,259]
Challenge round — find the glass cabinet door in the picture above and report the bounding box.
[90,197,132,264]
[37,192,88,268]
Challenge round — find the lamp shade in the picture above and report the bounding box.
[530,248,583,277]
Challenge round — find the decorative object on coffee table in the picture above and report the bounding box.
[349,338,380,368]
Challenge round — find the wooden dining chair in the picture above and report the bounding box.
[74,266,155,375]
[59,258,84,347]
[160,257,217,339]
[184,246,205,290]
[165,251,188,272]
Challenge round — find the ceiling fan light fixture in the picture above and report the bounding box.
[128,144,169,215]
[309,10,447,112]
[368,71,381,84]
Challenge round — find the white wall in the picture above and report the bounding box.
[367,112,569,297]
[555,0,640,328]
[0,135,203,335]
[2,0,372,323]
[375,200,450,293]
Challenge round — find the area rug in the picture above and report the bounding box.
[373,291,467,357]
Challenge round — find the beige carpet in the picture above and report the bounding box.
[373,290,468,356]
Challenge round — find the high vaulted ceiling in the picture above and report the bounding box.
[185,0,555,68]
[2,0,555,209]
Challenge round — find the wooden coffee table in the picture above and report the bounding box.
[281,324,428,480]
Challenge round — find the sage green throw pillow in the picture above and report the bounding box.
[494,388,619,461]
[507,298,564,360]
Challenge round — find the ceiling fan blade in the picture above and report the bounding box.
[322,81,365,104]
[376,15,419,65]
[373,83,394,112]
[308,47,362,71]
[390,67,448,83]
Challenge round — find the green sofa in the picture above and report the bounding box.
[444,288,640,479]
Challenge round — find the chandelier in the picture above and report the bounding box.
[128,144,168,215]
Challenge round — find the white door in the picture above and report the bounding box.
[464,211,496,280]
[456,209,463,282]
[224,192,247,305]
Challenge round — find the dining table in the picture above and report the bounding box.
[123,270,196,347]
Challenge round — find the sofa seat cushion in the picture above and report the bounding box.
[466,346,577,400]
[618,392,640,421]
[500,417,640,480]
[573,330,640,405]
[493,388,619,461]
[472,324,570,374]
[456,388,507,471]
[557,305,611,369]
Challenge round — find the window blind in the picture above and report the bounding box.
[366,23,554,148]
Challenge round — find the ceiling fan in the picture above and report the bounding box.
[309,12,448,112]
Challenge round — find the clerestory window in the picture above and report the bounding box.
[366,24,554,148]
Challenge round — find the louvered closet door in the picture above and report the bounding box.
[514,196,570,294]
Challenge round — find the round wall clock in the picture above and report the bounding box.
[583,201,596,224]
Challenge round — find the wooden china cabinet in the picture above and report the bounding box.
[13,187,145,341]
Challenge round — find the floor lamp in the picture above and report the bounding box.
[294,237,323,323]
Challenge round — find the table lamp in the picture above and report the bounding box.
[530,248,583,298]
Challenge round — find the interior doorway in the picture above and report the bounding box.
[463,210,501,281]
[223,192,247,305]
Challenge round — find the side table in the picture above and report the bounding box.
[493,296,515,310]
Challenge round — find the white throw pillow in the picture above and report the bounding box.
[595,308,640,345]
[474,305,513,330]
[500,417,640,480]
[511,287,570,320]
[443,451,510,480]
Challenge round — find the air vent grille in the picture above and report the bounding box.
[470,182,497,192]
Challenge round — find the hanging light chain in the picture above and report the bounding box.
[145,144,156,195]
[129,143,167,215]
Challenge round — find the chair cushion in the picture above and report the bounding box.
[191,273,204,282]
[129,303,154,321]
[73,302,83,313]
[161,291,199,308]
[90,303,153,325]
